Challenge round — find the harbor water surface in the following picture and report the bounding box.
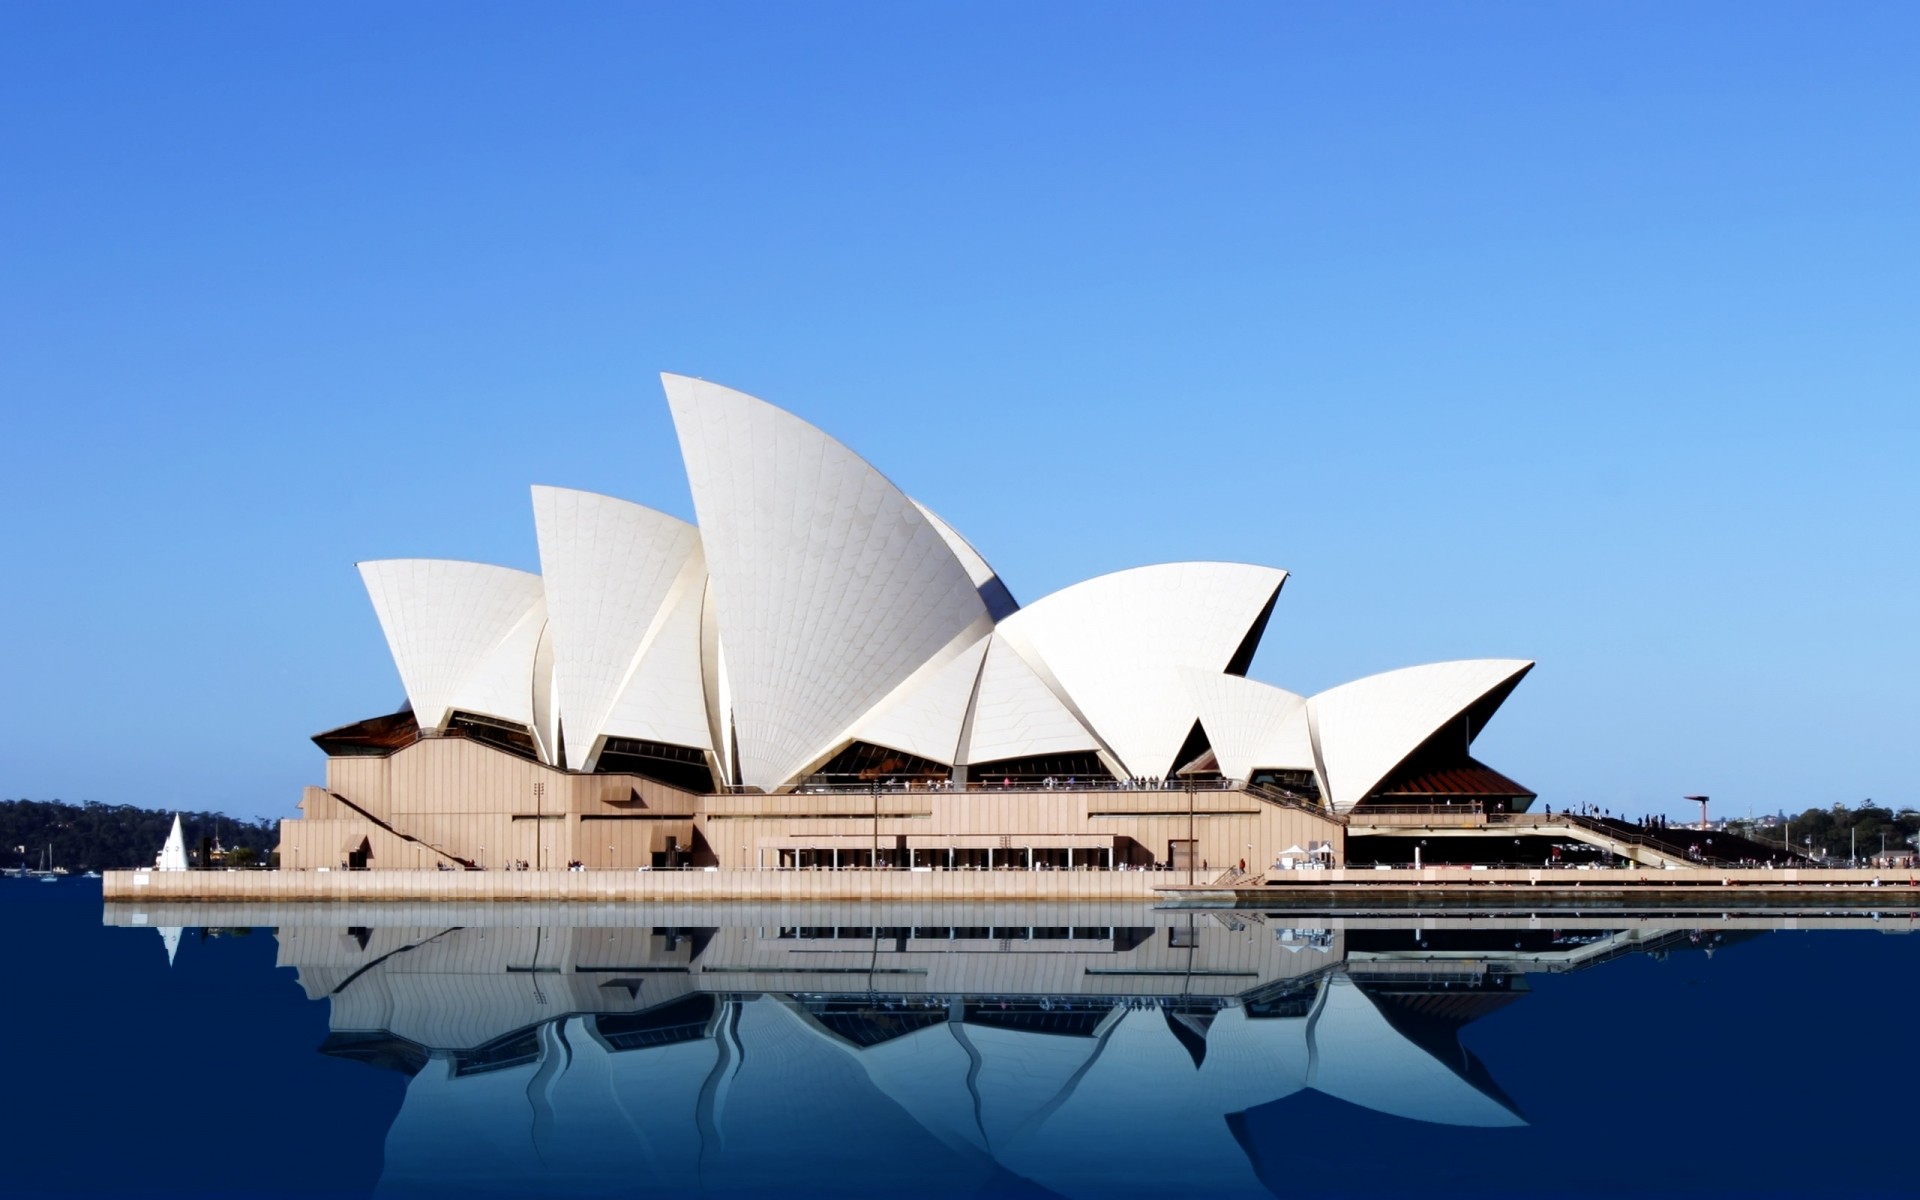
[8,879,1917,1198]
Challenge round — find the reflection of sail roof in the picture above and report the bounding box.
[857,1023,986,1156]
[1308,659,1533,811]
[1180,669,1312,781]
[286,919,1551,1197]
[1306,976,1525,1126]
[357,560,547,736]
[996,563,1287,778]
[711,998,1005,1193]
[664,374,989,791]
[531,486,710,767]
[1001,1007,1267,1199]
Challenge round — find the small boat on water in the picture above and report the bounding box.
[32,844,59,882]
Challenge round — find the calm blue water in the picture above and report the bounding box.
[7,879,1918,1198]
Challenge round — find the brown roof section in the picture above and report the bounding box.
[313,709,421,757]
[1374,756,1535,800]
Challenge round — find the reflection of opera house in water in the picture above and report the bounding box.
[234,905,1730,1198]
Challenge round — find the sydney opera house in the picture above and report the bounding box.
[279,375,1535,875]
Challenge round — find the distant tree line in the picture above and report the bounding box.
[1725,802,1920,863]
[0,799,279,872]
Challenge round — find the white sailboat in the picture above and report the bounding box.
[155,815,188,872]
[35,844,58,882]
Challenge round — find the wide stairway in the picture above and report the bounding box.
[1346,804,1810,869]
[1562,814,1807,867]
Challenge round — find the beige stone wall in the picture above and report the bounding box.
[310,737,701,868]
[290,736,1347,875]
[699,787,1340,874]
[277,816,442,872]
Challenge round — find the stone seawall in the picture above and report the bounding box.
[103,864,1920,905]
[1159,864,1920,907]
[103,868,1167,903]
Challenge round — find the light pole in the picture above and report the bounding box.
[1186,776,1196,885]
[533,781,545,869]
[1685,795,1709,830]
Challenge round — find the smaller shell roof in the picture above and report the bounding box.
[1179,669,1312,782]
[1308,659,1534,812]
[357,559,547,738]
[997,562,1288,778]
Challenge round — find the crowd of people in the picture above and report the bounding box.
[795,774,1232,794]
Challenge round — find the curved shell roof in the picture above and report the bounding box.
[347,375,1532,795]
[664,374,990,791]
[531,486,709,768]
[995,563,1287,778]
[357,559,548,736]
[1307,658,1534,811]
[912,500,1019,621]
[852,632,992,767]
[1179,669,1311,782]
[961,634,1106,766]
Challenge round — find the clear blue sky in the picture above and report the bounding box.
[3,3,1914,822]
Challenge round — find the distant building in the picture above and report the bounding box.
[279,376,1535,872]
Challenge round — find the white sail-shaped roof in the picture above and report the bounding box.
[698,584,733,784]
[996,563,1287,778]
[531,486,709,767]
[529,618,559,763]
[962,635,1105,766]
[358,559,547,734]
[664,374,990,790]
[156,813,188,872]
[597,571,713,756]
[912,500,1018,621]
[852,631,991,766]
[1308,658,1534,811]
[445,595,549,737]
[1179,669,1312,782]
